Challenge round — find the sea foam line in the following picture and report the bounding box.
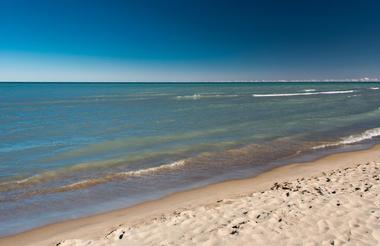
[303,89,316,92]
[175,94,239,100]
[313,127,380,149]
[42,160,188,193]
[253,90,355,97]
[114,159,187,177]
[0,158,188,193]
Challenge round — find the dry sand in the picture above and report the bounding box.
[1,145,380,246]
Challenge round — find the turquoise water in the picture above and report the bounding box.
[1,82,380,236]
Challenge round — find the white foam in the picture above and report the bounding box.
[52,160,188,192]
[0,159,188,192]
[303,89,316,92]
[118,160,187,177]
[313,127,380,149]
[370,87,379,90]
[0,176,34,187]
[175,94,238,100]
[253,90,354,97]
[176,94,201,100]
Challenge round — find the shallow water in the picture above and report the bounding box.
[1,82,380,236]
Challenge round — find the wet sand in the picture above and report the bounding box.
[1,145,380,245]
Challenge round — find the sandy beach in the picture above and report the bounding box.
[1,145,380,246]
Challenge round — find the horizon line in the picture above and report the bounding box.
[0,79,380,83]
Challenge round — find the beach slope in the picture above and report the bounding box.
[2,146,380,246]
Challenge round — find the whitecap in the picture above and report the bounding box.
[253,90,354,97]
[116,159,186,177]
[46,160,188,193]
[175,94,238,100]
[313,127,380,149]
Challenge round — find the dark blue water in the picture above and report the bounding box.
[1,82,380,236]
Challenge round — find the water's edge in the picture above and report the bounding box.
[1,139,378,239]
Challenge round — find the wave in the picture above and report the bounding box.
[303,89,316,92]
[370,87,379,90]
[175,94,238,100]
[10,138,309,197]
[0,138,240,193]
[23,160,188,195]
[0,136,316,200]
[112,159,186,178]
[253,90,355,97]
[313,127,380,149]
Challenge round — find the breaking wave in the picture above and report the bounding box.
[51,160,188,193]
[175,94,239,100]
[253,90,355,97]
[0,160,188,199]
[313,127,380,149]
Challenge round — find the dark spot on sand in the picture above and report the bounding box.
[119,231,125,240]
[230,230,238,235]
[231,221,247,230]
[278,218,282,222]
[272,182,280,190]
[355,187,360,191]
[326,178,331,182]
[286,192,289,197]
[337,203,341,207]
[256,214,261,219]
[243,211,248,215]
[314,187,323,195]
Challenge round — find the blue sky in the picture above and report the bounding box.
[1,0,380,81]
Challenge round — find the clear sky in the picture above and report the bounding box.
[1,0,380,82]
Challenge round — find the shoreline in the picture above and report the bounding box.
[2,144,380,245]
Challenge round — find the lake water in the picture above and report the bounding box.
[1,82,380,236]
